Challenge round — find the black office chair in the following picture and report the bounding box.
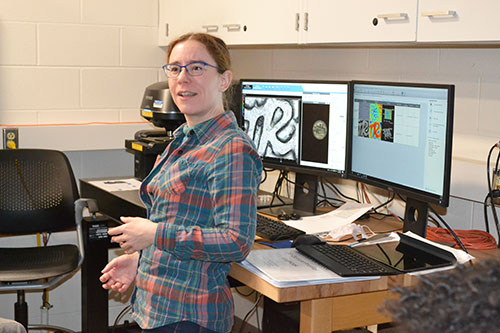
[0,149,98,332]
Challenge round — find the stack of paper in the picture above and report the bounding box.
[240,248,379,288]
[284,202,373,235]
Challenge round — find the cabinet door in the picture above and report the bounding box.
[418,0,500,42]
[159,0,225,46]
[302,0,417,44]
[159,0,300,46]
[219,0,301,45]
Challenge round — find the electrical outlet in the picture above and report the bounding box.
[3,128,19,149]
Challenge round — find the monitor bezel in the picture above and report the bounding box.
[239,78,351,179]
[347,80,455,207]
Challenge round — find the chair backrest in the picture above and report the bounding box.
[0,149,79,234]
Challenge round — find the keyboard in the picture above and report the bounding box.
[295,243,399,276]
[256,214,305,241]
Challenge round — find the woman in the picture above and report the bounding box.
[100,33,262,333]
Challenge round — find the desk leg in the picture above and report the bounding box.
[81,217,111,333]
[300,298,333,333]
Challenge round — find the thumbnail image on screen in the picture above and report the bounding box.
[240,79,349,176]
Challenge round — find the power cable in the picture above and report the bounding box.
[238,293,263,333]
[112,304,132,333]
[428,206,468,254]
[486,143,500,245]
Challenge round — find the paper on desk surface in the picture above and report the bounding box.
[283,202,373,235]
[241,248,378,288]
[89,178,142,192]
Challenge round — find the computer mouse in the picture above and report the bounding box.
[291,234,326,247]
[289,212,301,220]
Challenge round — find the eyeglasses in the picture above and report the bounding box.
[162,61,221,78]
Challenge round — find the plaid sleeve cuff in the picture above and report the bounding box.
[155,222,177,251]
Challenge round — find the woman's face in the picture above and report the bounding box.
[167,40,231,126]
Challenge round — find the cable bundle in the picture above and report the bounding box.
[426,226,497,250]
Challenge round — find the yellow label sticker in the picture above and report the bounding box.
[131,142,143,151]
[141,109,153,118]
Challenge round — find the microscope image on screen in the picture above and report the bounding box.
[243,96,300,163]
[301,103,330,164]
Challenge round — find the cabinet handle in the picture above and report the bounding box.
[376,13,408,20]
[165,23,169,37]
[421,10,457,18]
[202,25,219,33]
[304,12,309,31]
[295,13,300,31]
[223,24,241,32]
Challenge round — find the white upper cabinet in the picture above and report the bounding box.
[159,0,224,46]
[159,0,500,46]
[159,0,300,46]
[302,0,418,44]
[417,0,500,42]
[219,0,300,46]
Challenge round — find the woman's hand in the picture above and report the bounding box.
[100,252,139,293]
[108,217,158,254]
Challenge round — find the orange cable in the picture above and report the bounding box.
[426,226,498,250]
[361,183,371,204]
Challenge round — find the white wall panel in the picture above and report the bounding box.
[229,48,273,79]
[122,27,165,67]
[440,48,500,77]
[478,77,500,137]
[0,67,80,109]
[0,22,37,65]
[16,123,152,151]
[0,110,37,125]
[0,0,80,23]
[37,109,120,124]
[120,109,146,122]
[81,68,157,108]
[82,0,157,26]
[368,48,440,75]
[39,24,120,66]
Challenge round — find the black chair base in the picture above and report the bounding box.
[14,290,75,332]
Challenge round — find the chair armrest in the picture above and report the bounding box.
[74,198,99,267]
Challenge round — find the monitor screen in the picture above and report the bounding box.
[240,79,349,177]
[348,81,454,235]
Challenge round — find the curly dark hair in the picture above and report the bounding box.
[384,260,500,333]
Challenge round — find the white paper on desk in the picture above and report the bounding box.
[88,178,142,192]
[242,248,378,288]
[283,202,373,235]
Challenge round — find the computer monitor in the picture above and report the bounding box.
[239,79,349,215]
[348,81,455,236]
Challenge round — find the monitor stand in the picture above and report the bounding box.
[403,197,429,237]
[258,173,319,218]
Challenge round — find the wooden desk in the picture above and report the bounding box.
[79,179,500,333]
[230,216,500,333]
